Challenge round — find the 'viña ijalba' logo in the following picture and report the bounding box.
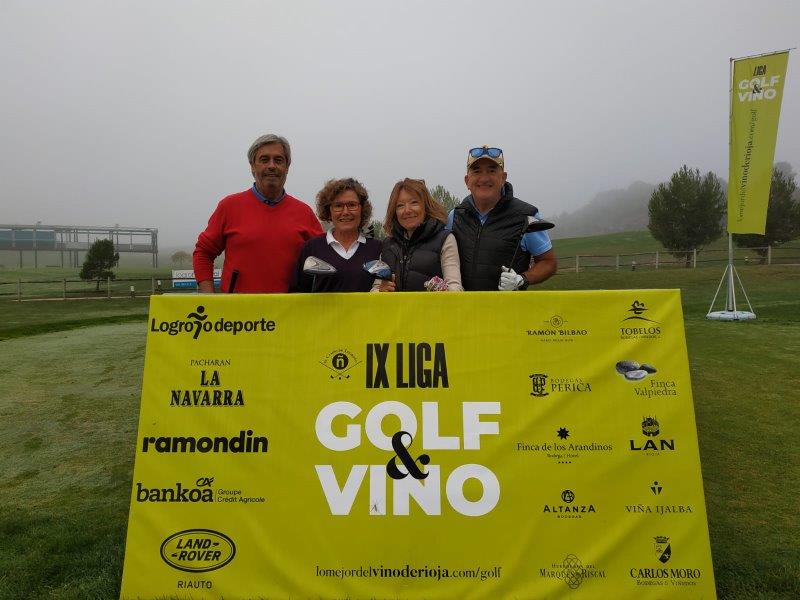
[625,479,694,516]
[150,305,276,340]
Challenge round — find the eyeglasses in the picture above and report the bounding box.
[469,147,503,159]
[331,201,361,212]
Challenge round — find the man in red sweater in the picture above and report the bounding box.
[193,134,323,293]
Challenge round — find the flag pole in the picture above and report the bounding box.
[708,56,756,321]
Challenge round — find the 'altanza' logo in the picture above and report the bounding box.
[160,529,235,573]
[150,305,276,340]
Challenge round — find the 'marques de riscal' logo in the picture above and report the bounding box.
[150,305,276,340]
[160,529,235,573]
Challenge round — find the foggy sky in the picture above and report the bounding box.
[1,0,798,247]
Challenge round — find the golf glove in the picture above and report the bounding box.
[498,266,526,291]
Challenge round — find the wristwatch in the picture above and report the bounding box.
[518,273,530,290]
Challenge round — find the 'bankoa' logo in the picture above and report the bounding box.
[149,305,276,340]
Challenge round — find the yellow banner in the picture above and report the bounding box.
[728,51,790,234]
[120,291,716,599]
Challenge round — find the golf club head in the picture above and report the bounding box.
[524,215,555,232]
[302,256,337,276]
[363,259,392,281]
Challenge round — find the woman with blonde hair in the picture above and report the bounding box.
[373,178,463,292]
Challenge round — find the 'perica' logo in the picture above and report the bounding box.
[149,305,276,340]
[160,529,235,572]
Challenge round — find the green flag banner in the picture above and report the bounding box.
[728,51,789,234]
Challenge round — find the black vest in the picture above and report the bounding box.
[451,182,538,291]
[382,219,449,291]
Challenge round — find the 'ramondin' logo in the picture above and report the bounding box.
[160,529,235,573]
[141,430,268,453]
[149,305,276,340]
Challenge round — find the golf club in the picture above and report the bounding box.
[302,256,338,291]
[362,259,393,281]
[228,269,240,293]
[507,215,555,269]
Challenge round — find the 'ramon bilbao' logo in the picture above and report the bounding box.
[526,314,588,342]
[150,305,276,340]
[319,349,361,380]
[160,529,236,573]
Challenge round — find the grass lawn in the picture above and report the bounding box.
[0,264,798,599]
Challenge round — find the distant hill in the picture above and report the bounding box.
[552,181,654,239]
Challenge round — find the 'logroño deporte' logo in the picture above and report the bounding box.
[160,529,236,573]
[150,305,276,340]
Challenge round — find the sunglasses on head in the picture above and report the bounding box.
[469,147,503,159]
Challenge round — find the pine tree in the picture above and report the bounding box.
[648,166,725,266]
[80,239,120,291]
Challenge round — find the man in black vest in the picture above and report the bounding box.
[448,146,557,291]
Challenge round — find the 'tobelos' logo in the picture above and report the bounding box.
[160,529,236,572]
[620,300,661,340]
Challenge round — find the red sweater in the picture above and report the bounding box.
[193,189,323,293]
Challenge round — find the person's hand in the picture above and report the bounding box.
[498,266,525,291]
[377,275,396,292]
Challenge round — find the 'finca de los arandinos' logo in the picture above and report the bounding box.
[319,349,361,380]
[538,554,605,589]
[160,529,236,573]
[150,305,276,340]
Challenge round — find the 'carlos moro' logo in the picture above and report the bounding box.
[160,529,236,572]
[150,305,276,340]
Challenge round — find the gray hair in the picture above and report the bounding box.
[247,134,291,166]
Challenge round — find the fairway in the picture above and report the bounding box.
[0,266,798,599]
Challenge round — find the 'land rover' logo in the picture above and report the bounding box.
[160,529,236,573]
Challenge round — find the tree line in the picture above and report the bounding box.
[648,162,800,265]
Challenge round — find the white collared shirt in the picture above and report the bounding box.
[327,230,366,259]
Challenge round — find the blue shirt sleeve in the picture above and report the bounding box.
[520,211,553,257]
[446,209,454,231]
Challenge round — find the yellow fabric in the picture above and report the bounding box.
[728,51,790,234]
[120,291,715,599]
